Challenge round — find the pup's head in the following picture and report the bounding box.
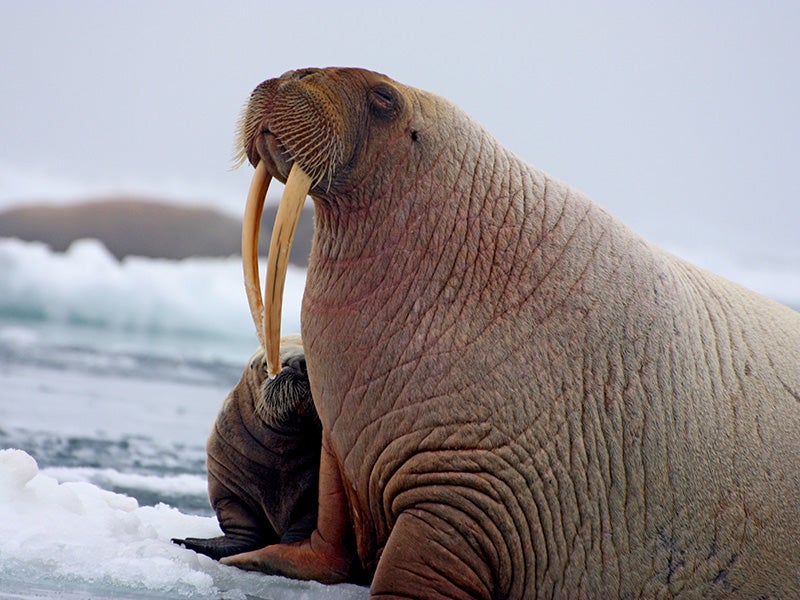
[251,334,317,431]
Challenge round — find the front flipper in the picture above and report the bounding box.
[172,533,265,560]
[221,531,353,584]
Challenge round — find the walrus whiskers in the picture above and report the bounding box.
[270,100,345,187]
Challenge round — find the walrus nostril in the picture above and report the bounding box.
[296,70,317,80]
[278,69,316,81]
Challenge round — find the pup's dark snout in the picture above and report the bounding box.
[284,354,307,376]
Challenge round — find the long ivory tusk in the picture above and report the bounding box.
[242,161,272,349]
[264,163,312,377]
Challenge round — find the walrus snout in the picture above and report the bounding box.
[255,347,317,431]
[283,353,307,377]
[238,67,414,376]
[236,71,347,187]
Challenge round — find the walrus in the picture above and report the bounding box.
[225,67,800,598]
[173,335,322,560]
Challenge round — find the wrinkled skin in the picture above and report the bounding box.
[173,335,322,560]
[227,68,800,598]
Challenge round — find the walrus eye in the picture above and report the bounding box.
[369,84,400,119]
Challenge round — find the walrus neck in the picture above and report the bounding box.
[302,122,611,430]
[305,137,583,315]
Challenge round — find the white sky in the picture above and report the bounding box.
[1,1,799,261]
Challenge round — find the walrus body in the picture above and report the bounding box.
[227,68,800,598]
[174,335,321,559]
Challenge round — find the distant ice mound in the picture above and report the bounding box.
[0,197,315,264]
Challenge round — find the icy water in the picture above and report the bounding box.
[1,235,799,598]
[0,239,365,599]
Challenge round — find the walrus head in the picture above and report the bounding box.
[251,334,317,431]
[237,68,421,375]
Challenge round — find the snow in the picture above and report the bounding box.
[0,449,367,599]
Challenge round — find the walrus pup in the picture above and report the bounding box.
[229,68,800,598]
[173,335,321,560]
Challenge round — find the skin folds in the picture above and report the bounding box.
[229,67,800,598]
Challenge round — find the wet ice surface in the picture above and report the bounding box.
[0,449,366,600]
[0,368,367,599]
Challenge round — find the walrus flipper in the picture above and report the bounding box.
[174,508,318,560]
[172,534,266,561]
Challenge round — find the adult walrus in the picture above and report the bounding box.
[173,335,322,560]
[225,67,800,598]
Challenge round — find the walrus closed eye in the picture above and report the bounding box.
[172,335,321,560]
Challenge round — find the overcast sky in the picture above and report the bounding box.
[1,1,798,261]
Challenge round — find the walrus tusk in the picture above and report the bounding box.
[242,160,272,349]
[263,163,313,377]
